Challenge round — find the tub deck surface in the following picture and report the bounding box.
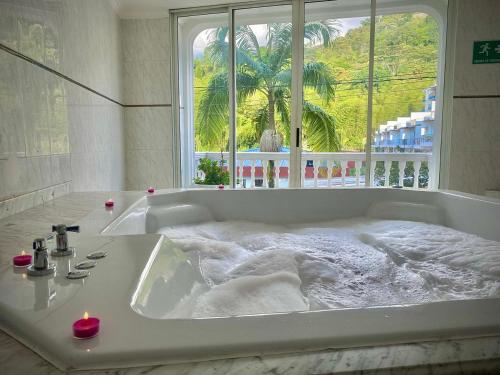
[0,190,500,374]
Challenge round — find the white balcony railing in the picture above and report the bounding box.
[194,152,432,189]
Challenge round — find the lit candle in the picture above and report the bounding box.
[73,312,100,339]
[104,198,114,208]
[147,187,155,193]
[13,250,32,267]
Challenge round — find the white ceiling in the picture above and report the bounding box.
[112,0,262,18]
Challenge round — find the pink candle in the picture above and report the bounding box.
[147,187,155,193]
[73,312,100,339]
[13,251,32,267]
[104,199,114,208]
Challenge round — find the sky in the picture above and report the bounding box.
[193,17,367,58]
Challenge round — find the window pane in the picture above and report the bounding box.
[234,5,292,189]
[371,5,441,189]
[178,13,229,187]
[302,0,371,188]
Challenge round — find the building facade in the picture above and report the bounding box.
[372,85,436,152]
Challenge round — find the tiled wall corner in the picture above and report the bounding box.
[124,107,173,190]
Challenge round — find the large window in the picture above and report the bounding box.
[173,0,447,189]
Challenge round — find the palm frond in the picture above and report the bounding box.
[304,20,341,47]
[274,69,291,87]
[302,101,340,152]
[206,26,264,73]
[197,70,260,149]
[303,62,336,103]
[236,72,261,102]
[197,72,229,149]
[267,23,292,72]
[236,25,261,59]
[206,27,229,67]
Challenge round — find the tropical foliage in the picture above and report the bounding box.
[194,157,230,185]
[193,13,438,154]
[195,20,341,154]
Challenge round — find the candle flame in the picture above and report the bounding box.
[21,250,25,256]
[83,312,89,320]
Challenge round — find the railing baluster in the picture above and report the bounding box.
[250,160,256,188]
[370,160,377,187]
[413,160,421,189]
[355,160,362,186]
[274,161,280,188]
[301,160,307,188]
[262,160,268,188]
[427,163,431,189]
[384,160,390,187]
[238,160,244,188]
[327,160,333,188]
[340,160,347,186]
[313,161,319,187]
[399,161,407,188]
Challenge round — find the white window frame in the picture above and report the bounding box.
[170,0,449,189]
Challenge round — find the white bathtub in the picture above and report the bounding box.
[2,188,500,371]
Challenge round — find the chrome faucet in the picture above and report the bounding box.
[51,224,79,257]
[27,238,56,276]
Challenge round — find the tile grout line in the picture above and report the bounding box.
[453,95,500,99]
[0,42,171,108]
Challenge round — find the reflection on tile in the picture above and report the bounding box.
[47,74,70,154]
[18,62,51,157]
[0,51,26,157]
[0,0,126,212]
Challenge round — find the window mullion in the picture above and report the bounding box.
[290,0,305,188]
[365,0,376,187]
[228,7,237,188]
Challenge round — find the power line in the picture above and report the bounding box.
[192,75,436,90]
[193,83,436,106]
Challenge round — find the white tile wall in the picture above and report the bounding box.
[446,0,500,196]
[453,0,500,97]
[121,18,171,105]
[0,0,125,214]
[124,107,173,190]
[121,18,174,190]
[449,98,500,195]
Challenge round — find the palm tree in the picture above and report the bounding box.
[197,21,341,187]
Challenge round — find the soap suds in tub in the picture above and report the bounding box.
[157,218,500,318]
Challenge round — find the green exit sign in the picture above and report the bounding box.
[473,40,500,64]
